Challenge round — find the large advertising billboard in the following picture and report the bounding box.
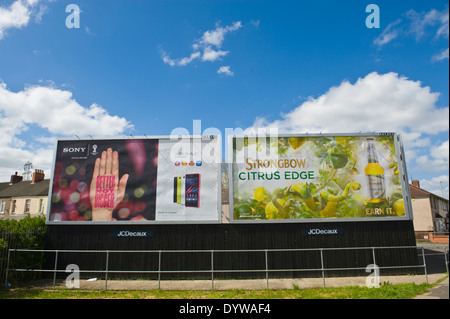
[47,136,221,224]
[230,133,412,222]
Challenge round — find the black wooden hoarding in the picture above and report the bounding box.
[45,220,419,279]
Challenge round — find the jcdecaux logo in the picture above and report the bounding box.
[112,230,153,237]
[302,227,344,236]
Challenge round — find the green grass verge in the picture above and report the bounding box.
[0,281,435,299]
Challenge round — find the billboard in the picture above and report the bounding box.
[230,133,412,222]
[47,136,221,224]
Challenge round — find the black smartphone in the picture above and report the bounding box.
[185,174,200,207]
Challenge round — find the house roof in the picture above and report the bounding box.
[0,182,10,193]
[409,184,449,202]
[0,179,50,198]
[409,184,430,197]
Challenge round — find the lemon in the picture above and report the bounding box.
[335,136,347,146]
[352,194,368,205]
[265,199,285,219]
[393,199,405,216]
[289,137,307,149]
[291,183,310,197]
[254,187,269,202]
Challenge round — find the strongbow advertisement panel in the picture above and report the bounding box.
[230,133,411,222]
[47,136,221,224]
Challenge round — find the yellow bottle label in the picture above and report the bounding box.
[365,163,384,175]
[365,163,385,202]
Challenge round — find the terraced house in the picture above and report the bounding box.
[410,180,449,240]
[0,170,49,220]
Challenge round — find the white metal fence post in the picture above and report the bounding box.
[211,250,214,291]
[320,249,325,288]
[421,247,428,284]
[4,249,11,288]
[265,249,269,289]
[53,250,59,287]
[158,250,162,289]
[105,250,110,290]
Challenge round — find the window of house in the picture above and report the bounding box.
[0,200,5,214]
[24,199,31,213]
[39,199,44,213]
[11,200,16,214]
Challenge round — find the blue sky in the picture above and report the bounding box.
[0,0,448,198]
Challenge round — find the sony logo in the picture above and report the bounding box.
[63,147,86,153]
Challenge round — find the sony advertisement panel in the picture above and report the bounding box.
[47,136,221,224]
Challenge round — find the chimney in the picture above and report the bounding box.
[32,169,45,183]
[411,180,420,188]
[10,172,23,184]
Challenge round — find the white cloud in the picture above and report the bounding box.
[0,81,133,181]
[202,47,229,62]
[251,72,448,135]
[0,0,48,39]
[217,66,234,76]
[199,21,242,48]
[419,175,449,199]
[374,6,449,61]
[250,20,260,27]
[161,21,242,71]
[415,140,449,174]
[406,8,449,40]
[248,72,449,182]
[416,155,448,173]
[436,10,449,38]
[0,145,53,182]
[416,140,450,173]
[0,83,133,136]
[432,47,449,62]
[374,19,402,46]
[85,26,96,36]
[0,0,31,39]
[400,132,431,148]
[161,51,201,67]
[431,140,449,160]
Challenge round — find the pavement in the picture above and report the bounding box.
[414,276,449,299]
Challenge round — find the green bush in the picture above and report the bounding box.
[0,216,47,285]
[0,238,6,250]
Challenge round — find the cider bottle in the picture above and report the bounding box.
[365,138,385,203]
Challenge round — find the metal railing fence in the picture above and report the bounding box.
[5,245,448,290]
[0,227,46,282]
